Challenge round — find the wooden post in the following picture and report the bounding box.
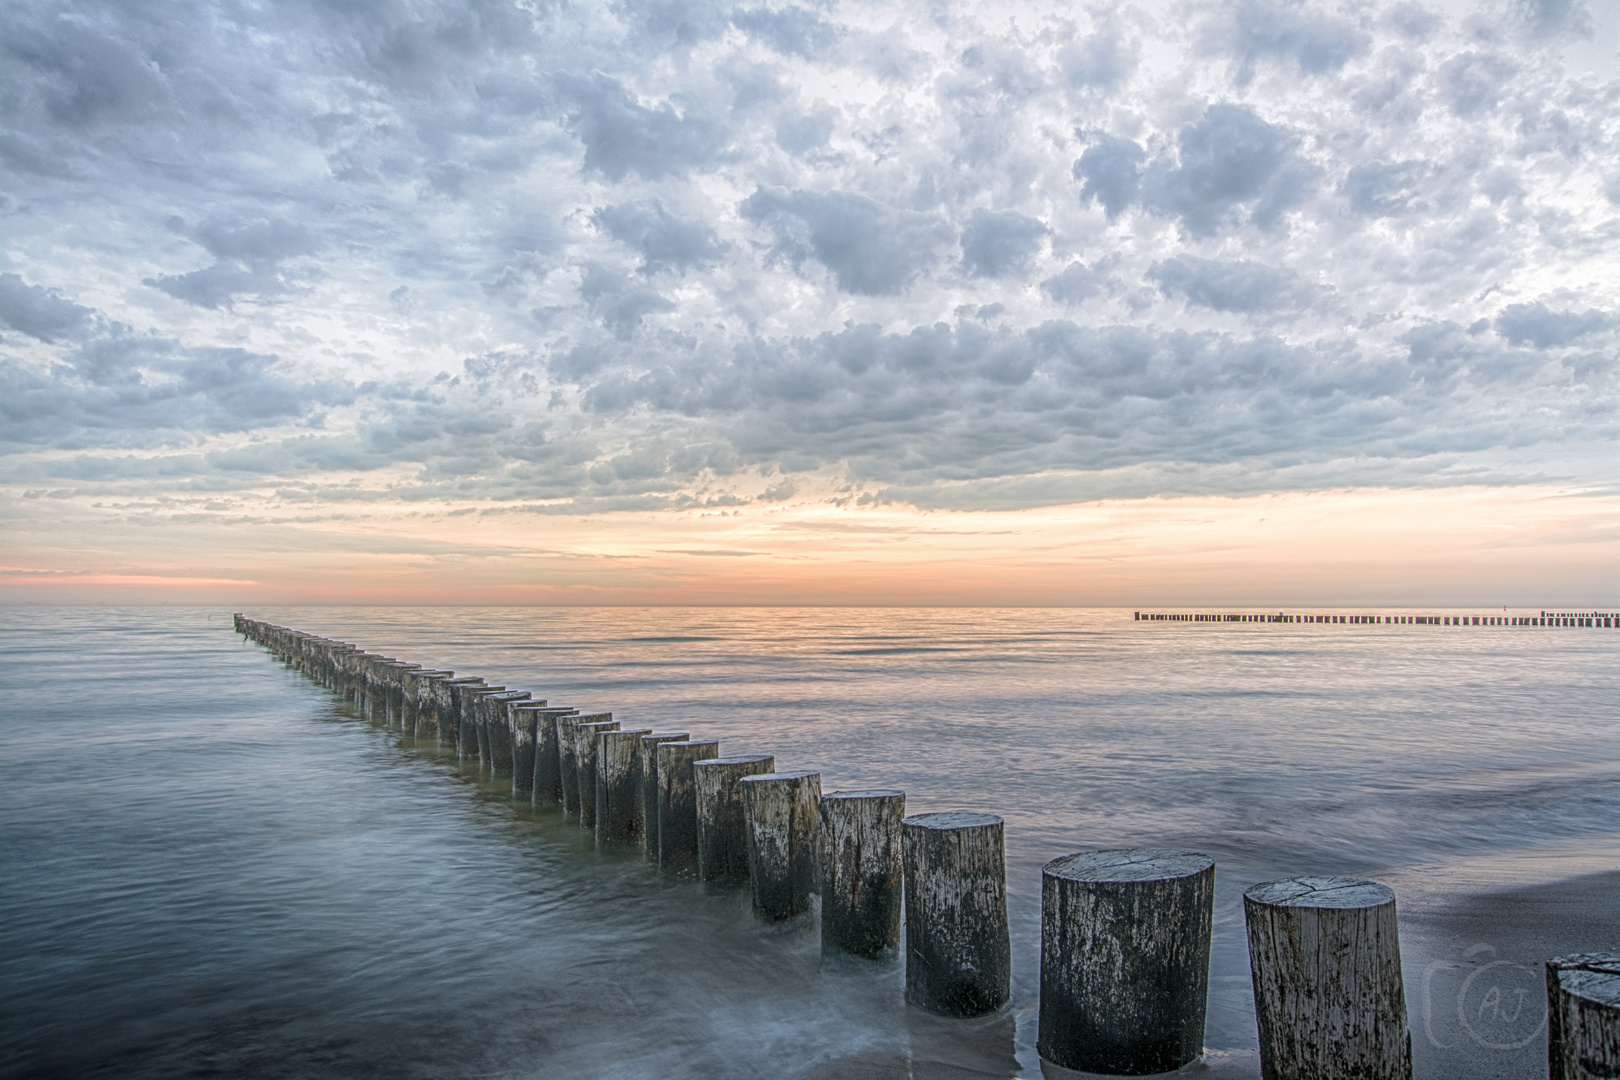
[556,713,585,813]
[637,733,690,857]
[479,691,530,774]
[508,702,554,799]
[819,790,905,959]
[1244,876,1411,1080]
[902,811,1010,1017]
[459,687,507,764]
[1038,848,1215,1075]
[594,728,652,845]
[1548,954,1620,1080]
[740,770,821,921]
[657,740,719,872]
[528,707,577,806]
[572,717,618,828]
[695,755,775,885]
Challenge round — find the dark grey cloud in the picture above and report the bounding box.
[1438,51,1518,117]
[1149,256,1315,313]
[1342,160,1429,216]
[1,331,350,452]
[1141,105,1316,234]
[1073,134,1145,219]
[1058,28,1139,89]
[593,201,725,274]
[731,6,838,58]
[741,188,952,295]
[1202,0,1372,83]
[558,72,725,181]
[144,216,321,309]
[1494,303,1613,348]
[960,209,1048,278]
[578,266,677,338]
[1041,262,1105,306]
[0,273,93,342]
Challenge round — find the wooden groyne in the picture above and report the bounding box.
[1136,610,1617,628]
[232,614,1616,1078]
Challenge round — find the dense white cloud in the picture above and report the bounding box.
[0,0,1615,518]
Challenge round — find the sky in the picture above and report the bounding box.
[1,0,1616,606]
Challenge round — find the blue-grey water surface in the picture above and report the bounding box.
[2,606,1616,1079]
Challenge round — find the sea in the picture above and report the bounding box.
[1,606,1616,1079]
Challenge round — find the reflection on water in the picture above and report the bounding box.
[1,606,1615,1079]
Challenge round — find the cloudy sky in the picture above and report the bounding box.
[1,0,1615,605]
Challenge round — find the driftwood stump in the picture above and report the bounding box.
[694,755,775,886]
[1038,848,1214,1075]
[1244,876,1411,1080]
[637,733,690,857]
[902,811,1010,1017]
[739,770,821,920]
[1548,954,1620,1080]
[819,790,904,959]
[657,740,719,872]
[594,729,651,844]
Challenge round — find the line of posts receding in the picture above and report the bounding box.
[232,615,1617,1080]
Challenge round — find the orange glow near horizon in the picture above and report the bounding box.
[2,484,1616,607]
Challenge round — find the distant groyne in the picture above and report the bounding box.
[231,614,1618,1080]
[1136,610,1616,627]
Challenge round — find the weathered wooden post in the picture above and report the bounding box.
[460,686,508,764]
[556,713,585,813]
[1244,876,1411,1080]
[572,717,618,828]
[638,733,690,857]
[479,691,530,774]
[902,811,1010,1017]
[739,770,821,920]
[528,707,577,806]
[657,740,719,872]
[507,702,554,798]
[819,790,905,959]
[1548,954,1620,1080]
[594,728,652,844]
[694,755,775,886]
[1038,848,1215,1075]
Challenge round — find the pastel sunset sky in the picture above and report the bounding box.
[2,0,1615,605]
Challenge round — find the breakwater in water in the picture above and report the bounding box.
[232,612,1619,1079]
[1137,610,1617,627]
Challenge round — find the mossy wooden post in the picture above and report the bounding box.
[902,811,1010,1017]
[1548,954,1620,1080]
[481,691,530,775]
[1244,876,1412,1080]
[507,702,551,798]
[556,713,584,813]
[657,740,719,872]
[740,770,821,921]
[460,687,507,765]
[402,669,451,737]
[819,790,905,959]
[638,733,690,857]
[1038,848,1214,1075]
[529,707,577,807]
[694,755,775,886]
[572,717,618,828]
[442,678,489,751]
[594,728,652,844]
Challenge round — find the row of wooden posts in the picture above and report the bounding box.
[233,615,1617,1080]
[1136,610,1617,627]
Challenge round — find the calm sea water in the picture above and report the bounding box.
[2,606,1616,1080]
